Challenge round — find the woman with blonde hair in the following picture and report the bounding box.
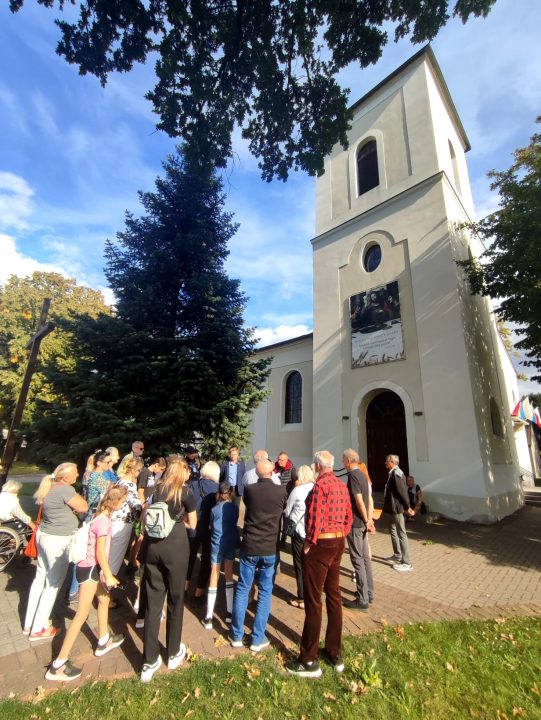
[108,457,143,576]
[140,458,197,682]
[24,463,88,639]
[45,485,128,681]
[284,464,315,609]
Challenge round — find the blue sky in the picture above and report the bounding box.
[1,1,540,386]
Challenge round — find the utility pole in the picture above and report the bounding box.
[0,298,55,486]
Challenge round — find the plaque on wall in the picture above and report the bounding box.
[350,281,404,368]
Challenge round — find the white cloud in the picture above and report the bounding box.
[0,171,34,230]
[97,285,116,307]
[0,233,67,285]
[255,324,312,347]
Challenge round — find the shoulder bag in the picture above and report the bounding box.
[24,504,42,559]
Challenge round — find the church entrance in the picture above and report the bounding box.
[365,391,409,491]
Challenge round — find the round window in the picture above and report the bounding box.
[363,244,382,273]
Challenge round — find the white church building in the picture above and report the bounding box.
[247,46,529,524]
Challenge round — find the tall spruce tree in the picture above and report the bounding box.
[32,149,270,465]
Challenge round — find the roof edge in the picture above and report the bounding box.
[349,45,471,152]
[253,331,313,354]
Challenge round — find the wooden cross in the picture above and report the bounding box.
[0,298,55,485]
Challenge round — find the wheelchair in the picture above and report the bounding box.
[0,520,32,572]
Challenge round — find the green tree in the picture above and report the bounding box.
[459,119,541,380]
[9,0,495,180]
[33,149,270,465]
[0,272,109,429]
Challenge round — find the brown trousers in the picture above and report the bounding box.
[300,536,345,662]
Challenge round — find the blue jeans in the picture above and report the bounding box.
[231,553,276,645]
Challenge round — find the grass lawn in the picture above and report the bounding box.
[1,617,540,719]
[8,462,46,477]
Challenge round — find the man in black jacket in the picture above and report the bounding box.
[382,454,414,572]
[230,459,286,652]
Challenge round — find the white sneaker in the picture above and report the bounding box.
[168,642,186,670]
[201,617,212,630]
[140,655,162,683]
[250,638,270,653]
[393,563,413,572]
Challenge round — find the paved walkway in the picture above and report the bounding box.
[1,506,540,700]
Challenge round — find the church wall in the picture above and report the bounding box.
[251,48,523,523]
[317,56,441,237]
[246,337,313,469]
[314,178,486,503]
[312,51,522,522]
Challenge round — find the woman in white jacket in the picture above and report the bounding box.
[284,465,315,609]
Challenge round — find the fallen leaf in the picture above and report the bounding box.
[236,704,245,710]
[150,690,160,706]
[214,635,229,648]
[181,693,190,704]
[243,663,261,679]
[497,711,509,720]
[194,687,201,699]
[394,625,405,639]
[185,711,194,718]
[324,706,332,714]
[323,692,336,700]
[445,662,455,672]
[494,617,506,625]
[512,709,526,717]
[350,680,369,695]
[8,693,15,699]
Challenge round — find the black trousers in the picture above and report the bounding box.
[291,532,305,600]
[143,523,189,663]
[186,533,212,590]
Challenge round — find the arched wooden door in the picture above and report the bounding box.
[366,391,409,491]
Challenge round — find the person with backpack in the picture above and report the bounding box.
[139,458,197,682]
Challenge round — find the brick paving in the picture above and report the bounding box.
[1,505,540,700]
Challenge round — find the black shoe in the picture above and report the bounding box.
[343,598,369,611]
[285,658,322,678]
[320,649,345,673]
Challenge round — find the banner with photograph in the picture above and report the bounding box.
[350,281,404,368]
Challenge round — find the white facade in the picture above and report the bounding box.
[248,47,524,523]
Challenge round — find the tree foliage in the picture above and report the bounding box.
[459,119,541,380]
[9,0,496,180]
[0,272,109,429]
[32,149,270,465]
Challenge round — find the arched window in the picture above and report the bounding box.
[490,397,504,438]
[448,140,461,194]
[285,371,302,424]
[357,139,379,196]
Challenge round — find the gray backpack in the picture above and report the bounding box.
[144,501,184,539]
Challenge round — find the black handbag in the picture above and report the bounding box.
[284,512,304,537]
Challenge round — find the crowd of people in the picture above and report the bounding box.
[1,440,425,682]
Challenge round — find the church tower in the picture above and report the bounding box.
[312,46,522,522]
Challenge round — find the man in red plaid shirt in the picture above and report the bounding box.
[286,450,353,678]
